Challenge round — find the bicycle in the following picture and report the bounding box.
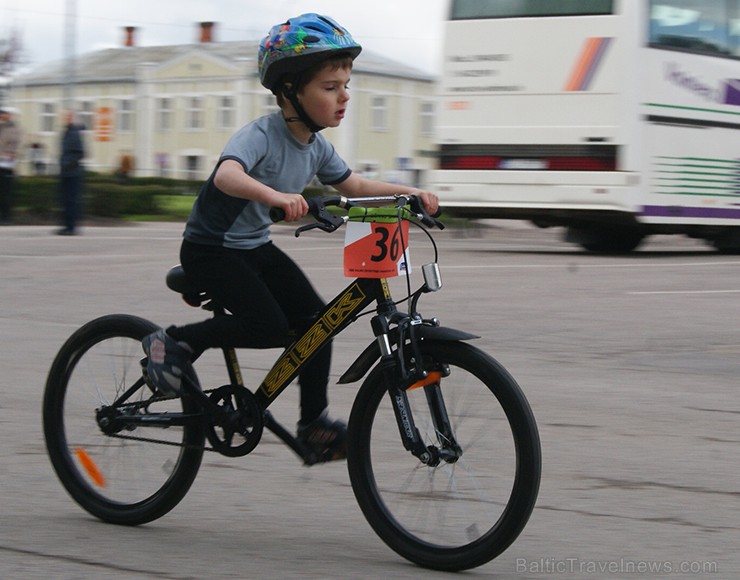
[43,194,541,572]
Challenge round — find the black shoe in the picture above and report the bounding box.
[141,329,193,396]
[297,411,347,462]
[56,228,77,236]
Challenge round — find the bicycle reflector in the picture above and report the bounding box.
[75,447,107,488]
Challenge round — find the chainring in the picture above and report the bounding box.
[204,384,263,457]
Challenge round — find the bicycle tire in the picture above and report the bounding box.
[347,340,541,571]
[43,314,205,525]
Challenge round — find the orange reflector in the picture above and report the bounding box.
[407,371,443,391]
[75,448,107,488]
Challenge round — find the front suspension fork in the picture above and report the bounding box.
[373,316,461,465]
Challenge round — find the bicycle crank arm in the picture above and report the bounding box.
[262,411,321,465]
[97,409,203,434]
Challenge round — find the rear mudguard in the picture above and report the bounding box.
[337,325,479,384]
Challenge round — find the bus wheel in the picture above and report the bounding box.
[566,225,645,254]
[711,228,740,254]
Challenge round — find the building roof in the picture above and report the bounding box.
[17,40,435,86]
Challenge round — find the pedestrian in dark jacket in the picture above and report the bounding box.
[0,107,21,224]
[57,110,85,235]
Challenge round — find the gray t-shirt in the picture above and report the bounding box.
[184,112,351,249]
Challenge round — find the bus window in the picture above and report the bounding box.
[450,0,613,20]
[649,0,740,57]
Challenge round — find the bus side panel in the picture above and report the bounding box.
[640,50,740,226]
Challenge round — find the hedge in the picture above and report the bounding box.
[12,174,330,223]
[13,174,201,223]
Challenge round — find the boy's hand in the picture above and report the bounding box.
[414,190,440,216]
[278,193,309,222]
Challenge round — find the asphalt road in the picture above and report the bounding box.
[0,220,736,579]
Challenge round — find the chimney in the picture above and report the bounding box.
[123,26,137,47]
[198,22,215,43]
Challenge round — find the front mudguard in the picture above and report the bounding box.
[337,325,478,384]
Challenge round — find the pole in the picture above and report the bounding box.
[63,0,77,108]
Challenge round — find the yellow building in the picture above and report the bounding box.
[10,25,437,185]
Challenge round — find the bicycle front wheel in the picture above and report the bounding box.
[43,314,205,525]
[347,341,541,571]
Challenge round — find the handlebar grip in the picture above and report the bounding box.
[269,207,286,223]
[270,197,325,223]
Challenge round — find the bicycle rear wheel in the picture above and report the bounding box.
[43,314,205,525]
[347,341,541,571]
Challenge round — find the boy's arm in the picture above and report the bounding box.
[214,159,308,221]
[333,172,439,216]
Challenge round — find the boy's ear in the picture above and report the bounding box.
[281,81,296,97]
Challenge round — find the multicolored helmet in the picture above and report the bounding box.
[258,13,362,92]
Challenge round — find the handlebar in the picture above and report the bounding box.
[270,194,444,237]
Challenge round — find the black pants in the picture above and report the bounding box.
[170,239,331,423]
[0,168,14,222]
[59,175,83,232]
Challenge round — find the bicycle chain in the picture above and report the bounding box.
[106,387,233,453]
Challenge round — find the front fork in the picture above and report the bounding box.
[373,315,462,466]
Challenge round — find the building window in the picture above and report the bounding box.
[218,96,236,129]
[186,97,204,130]
[184,154,202,179]
[118,99,134,132]
[40,102,56,133]
[358,161,380,179]
[371,95,388,131]
[78,101,95,131]
[419,101,435,137]
[157,98,173,131]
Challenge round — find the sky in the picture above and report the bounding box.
[1,0,451,76]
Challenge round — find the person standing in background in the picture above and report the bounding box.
[57,110,85,235]
[0,107,21,225]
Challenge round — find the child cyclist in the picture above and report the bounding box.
[143,13,439,461]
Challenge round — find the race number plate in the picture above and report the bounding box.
[344,208,411,278]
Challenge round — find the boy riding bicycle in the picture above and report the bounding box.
[143,13,438,461]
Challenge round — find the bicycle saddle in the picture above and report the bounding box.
[166,265,210,307]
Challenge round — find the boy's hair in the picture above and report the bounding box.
[275,53,354,108]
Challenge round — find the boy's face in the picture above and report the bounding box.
[297,65,352,129]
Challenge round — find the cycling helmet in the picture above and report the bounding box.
[258,13,362,93]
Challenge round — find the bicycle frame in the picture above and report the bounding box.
[254,276,384,407]
[206,272,455,464]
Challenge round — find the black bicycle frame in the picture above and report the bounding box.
[252,276,386,408]
[110,269,450,463]
[238,274,438,462]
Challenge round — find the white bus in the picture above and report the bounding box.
[429,0,740,252]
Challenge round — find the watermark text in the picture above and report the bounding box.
[516,557,718,575]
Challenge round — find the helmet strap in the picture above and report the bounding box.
[281,82,325,133]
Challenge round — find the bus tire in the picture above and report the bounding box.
[566,225,645,254]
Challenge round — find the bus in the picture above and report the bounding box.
[429,0,740,252]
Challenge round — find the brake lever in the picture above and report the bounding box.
[294,220,343,237]
[314,206,346,231]
[294,223,322,237]
[408,196,445,230]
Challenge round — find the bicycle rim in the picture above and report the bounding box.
[43,315,205,525]
[347,341,541,571]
